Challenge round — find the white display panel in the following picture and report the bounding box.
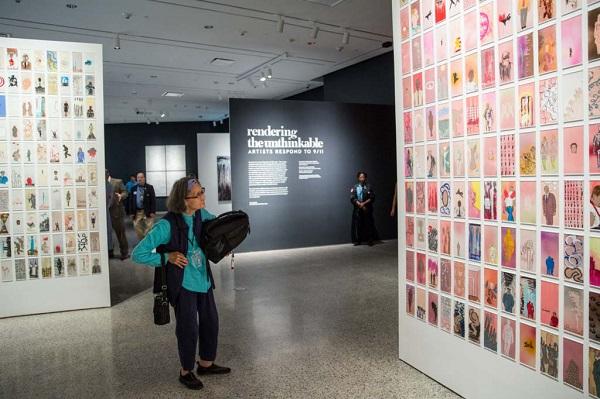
[144,145,186,196]
[0,37,109,318]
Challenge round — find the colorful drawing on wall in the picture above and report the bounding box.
[454,260,466,298]
[483,268,498,309]
[454,301,466,338]
[421,0,433,29]
[440,144,451,179]
[519,229,536,274]
[427,145,437,178]
[591,124,600,174]
[465,53,479,94]
[563,71,584,122]
[480,3,494,46]
[467,138,480,176]
[438,103,450,139]
[539,78,558,125]
[517,33,534,79]
[437,64,449,101]
[520,276,536,320]
[518,1,534,31]
[428,257,439,289]
[406,217,415,248]
[451,100,464,137]
[499,88,515,130]
[498,41,514,85]
[483,311,498,352]
[501,227,516,268]
[541,231,559,279]
[484,225,499,265]
[413,72,424,107]
[563,0,581,15]
[440,295,452,332]
[400,6,410,40]
[410,1,421,35]
[589,7,600,63]
[417,252,426,285]
[468,265,481,304]
[428,220,439,252]
[590,292,600,343]
[452,222,467,258]
[540,130,558,176]
[592,237,600,288]
[483,181,498,221]
[563,180,583,229]
[403,76,412,108]
[564,286,584,336]
[483,136,498,177]
[453,141,465,176]
[416,181,425,214]
[414,110,425,142]
[518,83,535,129]
[501,181,517,222]
[402,42,411,74]
[435,0,446,23]
[564,234,584,284]
[449,18,462,55]
[481,92,496,133]
[540,181,559,227]
[468,223,481,262]
[406,181,414,213]
[406,251,415,282]
[519,323,536,368]
[428,292,439,326]
[468,181,481,219]
[466,96,480,135]
[564,126,584,174]
[501,272,516,314]
[519,132,536,176]
[497,0,513,39]
[590,347,600,397]
[464,10,478,52]
[404,112,413,144]
[500,134,515,176]
[425,69,436,105]
[501,316,516,360]
[440,184,451,219]
[538,25,557,74]
[435,24,448,62]
[450,59,463,98]
[468,306,481,344]
[564,338,584,390]
[541,281,559,328]
[562,15,583,68]
[454,182,465,219]
[440,258,451,293]
[540,330,559,379]
[519,181,536,225]
[590,66,600,118]
[417,287,426,321]
[592,182,600,231]
[538,0,555,23]
[406,284,415,316]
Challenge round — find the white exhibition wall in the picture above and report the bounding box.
[394,0,600,398]
[196,133,232,216]
[0,38,110,318]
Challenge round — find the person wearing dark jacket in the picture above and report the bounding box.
[132,177,230,390]
[128,172,157,240]
[351,171,377,246]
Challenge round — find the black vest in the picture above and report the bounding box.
[153,212,216,306]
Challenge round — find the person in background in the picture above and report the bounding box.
[132,177,230,390]
[128,172,157,240]
[106,170,114,258]
[107,170,129,260]
[350,171,376,246]
[124,174,136,214]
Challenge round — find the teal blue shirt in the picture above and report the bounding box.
[132,209,216,293]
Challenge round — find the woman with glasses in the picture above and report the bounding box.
[132,177,230,390]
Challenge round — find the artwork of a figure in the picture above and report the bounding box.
[595,14,600,56]
[593,128,600,168]
[503,186,516,221]
[502,319,514,356]
[542,185,557,225]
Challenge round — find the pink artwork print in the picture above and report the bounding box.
[466,95,479,135]
[499,88,515,131]
[403,112,413,144]
[406,217,414,248]
[517,33,534,80]
[501,227,516,268]
[454,261,466,298]
[590,237,600,288]
[481,48,496,89]
[541,231,559,278]
[437,64,449,101]
[413,73,423,107]
[412,38,422,71]
[403,76,412,109]
[406,251,415,282]
[498,41,514,85]
[564,126,584,175]
[520,181,537,225]
[483,181,498,221]
[538,25,557,74]
[564,181,584,230]
[402,42,411,74]
[501,181,516,222]
[518,83,535,129]
[539,77,558,125]
[480,3,494,46]
[423,31,434,67]
[562,15,582,69]
[426,107,436,140]
[483,225,499,265]
[540,281,559,328]
[417,252,426,285]
[500,134,515,176]
[452,99,464,137]
[435,0,446,23]
[589,123,600,174]
[435,24,448,62]
[451,59,463,98]
[400,7,410,40]
[464,10,478,52]
[484,136,497,177]
[428,292,439,325]
[425,68,436,104]
[497,0,513,39]
[481,92,496,133]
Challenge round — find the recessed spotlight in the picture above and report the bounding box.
[113,33,121,50]
[239,30,247,36]
[276,15,284,33]
[212,121,217,127]
[204,25,214,29]
[336,46,344,52]
[162,91,184,97]
[259,72,266,82]
[267,68,272,79]
[150,75,158,78]
[155,120,159,125]
[289,38,296,43]
[66,3,78,9]
[342,30,350,45]
[122,12,133,20]
[160,112,166,118]
[311,23,319,39]
[228,82,235,85]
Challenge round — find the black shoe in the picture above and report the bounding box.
[120,254,130,261]
[108,251,115,259]
[196,362,231,375]
[353,242,361,246]
[368,241,374,246]
[179,371,203,390]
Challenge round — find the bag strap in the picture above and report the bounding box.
[159,252,167,296]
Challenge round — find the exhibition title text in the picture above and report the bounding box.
[247,125,324,154]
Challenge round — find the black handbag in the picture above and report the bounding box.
[201,210,250,263]
[153,253,170,325]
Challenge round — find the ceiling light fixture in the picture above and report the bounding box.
[162,91,184,97]
[267,68,273,79]
[342,30,350,45]
[311,22,319,39]
[212,121,217,127]
[146,118,151,125]
[122,12,133,20]
[259,71,267,82]
[66,3,78,9]
[246,77,255,88]
[218,94,223,101]
[276,15,284,33]
[160,112,166,118]
[113,33,121,50]
[204,25,214,29]
[155,120,159,125]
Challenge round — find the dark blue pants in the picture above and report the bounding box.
[174,287,219,371]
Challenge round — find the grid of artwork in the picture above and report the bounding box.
[0,44,102,283]
[400,0,600,395]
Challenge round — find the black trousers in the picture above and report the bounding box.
[174,287,219,371]
[351,206,376,243]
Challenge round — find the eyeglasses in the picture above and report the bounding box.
[185,187,206,199]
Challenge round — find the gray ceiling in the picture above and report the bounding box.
[0,0,392,123]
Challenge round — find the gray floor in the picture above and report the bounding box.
[0,240,460,399]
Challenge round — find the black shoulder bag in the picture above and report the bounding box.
[153,252,170,325]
